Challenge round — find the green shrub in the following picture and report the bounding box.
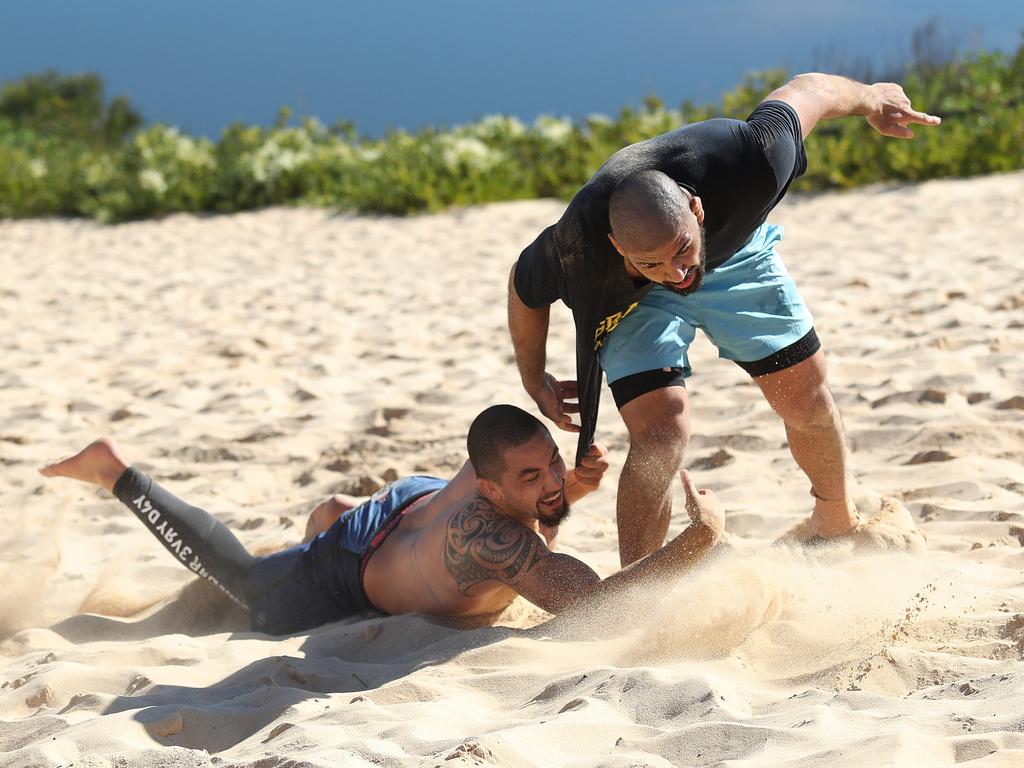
[0,70,141,146]
[0,39,1021,222]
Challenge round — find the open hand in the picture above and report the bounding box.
[681,469,724,539]
[866,83,941,139]
[531,372,581,433]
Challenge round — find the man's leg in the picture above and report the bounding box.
[597,280,701,567]
[754,350,858,536]
[302,494,362,543]
[616,385,691,566]
[40,438,257,607]
[690,223,858,537]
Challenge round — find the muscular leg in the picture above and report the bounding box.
[616,386,690,566]
[41,438,257,607]
[754,350,858,537]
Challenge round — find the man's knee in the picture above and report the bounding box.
[619,385,691,461]
[303,496,347,542]
[776,381,838,430]
[756,351,839,429]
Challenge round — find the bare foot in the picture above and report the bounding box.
[39,437,130,492]
[302,493,362,543]
[810,496,860,538]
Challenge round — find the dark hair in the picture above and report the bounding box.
[467,405,546,481]
[608,169,687,252]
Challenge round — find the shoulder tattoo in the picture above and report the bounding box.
[444,498,544,596]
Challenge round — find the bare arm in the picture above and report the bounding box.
[507,264,581,433]
[507,263,550,396]
[764,73,941,139]
[520,470,723,613]
[443,471,722,615]
[443,497,598,615]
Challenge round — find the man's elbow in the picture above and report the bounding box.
[508,261,527,306]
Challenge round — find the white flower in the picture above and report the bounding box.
[173,133,215,167]
[249,135,313,182]
[465,114,526,140]
[274,148,302,172]
[355,145,382,163]
[28,158,47,178]
[131,125,215,169]
[439,135,504,171]
[533,115,574,144]
[84,157,115,187]
[139,168,168,194]
[317,141,356,163]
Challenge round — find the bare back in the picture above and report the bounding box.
[363,462,541,617]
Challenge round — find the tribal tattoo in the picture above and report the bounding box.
[443,498,544,596]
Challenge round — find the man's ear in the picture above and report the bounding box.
[689,195,705,225]
[607,232,627,257]
[476,477,502,505]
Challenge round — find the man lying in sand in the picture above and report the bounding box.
[40,405,723,635]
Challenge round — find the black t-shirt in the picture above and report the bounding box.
[513,100,807,461]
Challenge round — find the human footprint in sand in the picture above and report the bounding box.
[508,73,941,564]
[40,405,724,635]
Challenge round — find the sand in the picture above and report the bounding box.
[1,171,1023,767]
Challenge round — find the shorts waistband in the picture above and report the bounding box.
[349,476,447,603]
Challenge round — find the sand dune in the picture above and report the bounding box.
[1,172,1023,766]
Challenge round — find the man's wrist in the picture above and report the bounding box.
[852,81,883,117]
[522,373,546,398]
[688,516,723,542]
[564,474,587,503]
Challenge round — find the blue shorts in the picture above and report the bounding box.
[599,223,817,390]
[247,476,446,634]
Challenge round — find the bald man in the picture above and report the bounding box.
[507,73,940,566]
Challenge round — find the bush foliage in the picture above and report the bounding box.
[1,40,1022,222]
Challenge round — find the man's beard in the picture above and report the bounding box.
[537,497,571,527]
[664,224,707,296]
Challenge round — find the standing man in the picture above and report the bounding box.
[508,73,940,566]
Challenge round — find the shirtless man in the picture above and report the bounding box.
[40,405,723,635]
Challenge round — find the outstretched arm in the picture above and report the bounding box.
[764,73,941,139]
[524,470,724,613]
[444,470,723,615]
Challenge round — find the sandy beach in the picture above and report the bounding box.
[1,171,1023,767]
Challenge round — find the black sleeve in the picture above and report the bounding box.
[743,100,807,193]
[513,223,563,309]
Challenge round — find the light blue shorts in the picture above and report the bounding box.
[599,223,815,384]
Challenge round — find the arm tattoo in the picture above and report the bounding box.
[444,498,544,596]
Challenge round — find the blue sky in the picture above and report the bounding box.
[3,1,1021,137]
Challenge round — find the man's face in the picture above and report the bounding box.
[495,430,570,527]
[609,195,707,296]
